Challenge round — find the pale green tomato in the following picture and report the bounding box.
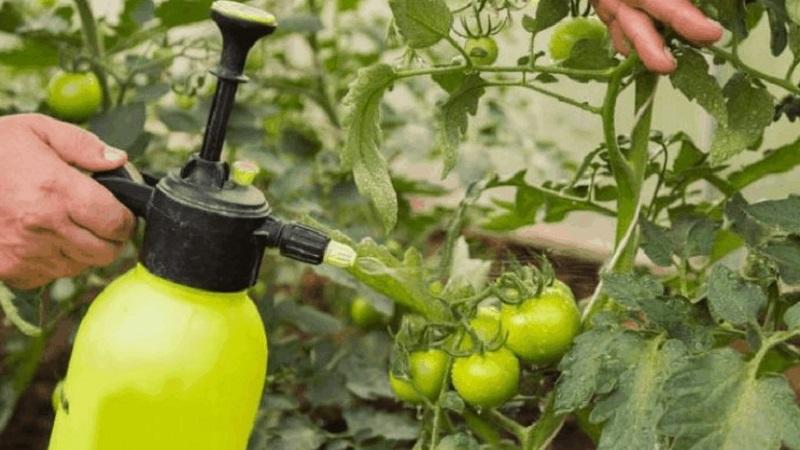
[389,349,449,404]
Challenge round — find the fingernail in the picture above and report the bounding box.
[103,146,127,161]
[706,18,723,32]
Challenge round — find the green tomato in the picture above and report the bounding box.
[46,71,103,122]
[465,37,499,66]
[175,94,197,110]
[459,306,502,351]
[500,284,581,364]
[350,296,387,329]
[451,347,519,409]
[389,349,449,404]
[548,18,608,61]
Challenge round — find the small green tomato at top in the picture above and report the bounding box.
[451,347,520,409]
[459,306,503,351]
[350,296,388,329]
[465,36,499,66]
[500,281,581,365]
[548,17,608,61]
[389,349,449,404]
[46,71,103,122]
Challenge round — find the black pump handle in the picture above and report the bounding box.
[93,164,156,218]
[199,2,277,163]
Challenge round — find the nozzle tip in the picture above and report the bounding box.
[324,241,357,268]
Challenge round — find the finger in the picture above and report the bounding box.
[633,0,723,45]
[617,4,677,74]
[63,169,136,243]
[593,0,622,24]
[57,224,124,266]
[14,113,128,172]
[609,21,631,55]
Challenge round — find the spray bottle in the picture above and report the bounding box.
[48,3,354,449]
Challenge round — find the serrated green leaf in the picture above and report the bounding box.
[660,348,800,450]
[602,273,664,310]
[670,48,728,124]
[671,214,720,259]
[591,338,687,450]
[763,239,800,285]
[436,74,485,177]
[388,0,452,49]
[640,219,676,266]
[555,328,641,413]
[341,64,399,231]
[744,196,800,234]
[784,303,800,329]
[725,194,772,246]
[89,103,147,149]
[707,265,766,326]
[710,74,774,165]
[728,138,800,190]
[436,433,481,450]
[344,406,420,441]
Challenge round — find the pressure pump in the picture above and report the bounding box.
[47,3,354,449]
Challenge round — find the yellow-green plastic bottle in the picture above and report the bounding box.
[48,264,267,450]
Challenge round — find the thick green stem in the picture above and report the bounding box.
[613,72,657,271]
[73,0,112,110]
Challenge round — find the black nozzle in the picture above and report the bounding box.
[256,219,331,265]
[198,1,277,164]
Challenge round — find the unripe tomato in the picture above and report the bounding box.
[175,94,197,110]
[350,296,388,329]
[465,37,499,66]
[451,347,519,408]
[389,349,449,404]
[500,283,581,364]
[46,71,103,122]
[548,18,608,61]
[459,306,502,351]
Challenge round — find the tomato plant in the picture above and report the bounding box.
[1,0,800,449]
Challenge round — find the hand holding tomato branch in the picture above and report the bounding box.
[0,114,135,289]
[592,0,724,74]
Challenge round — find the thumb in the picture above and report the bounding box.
[19,114,127,172]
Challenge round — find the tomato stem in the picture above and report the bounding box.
[73,0,112,111]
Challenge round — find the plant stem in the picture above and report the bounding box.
[709,47,800,95]
[489,81,602,114]
[613,71,657,272]
[73,0,112,110]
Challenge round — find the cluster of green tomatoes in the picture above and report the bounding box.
[351,272,582,410]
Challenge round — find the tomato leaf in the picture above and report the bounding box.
[590,338,687,450]
[706,265,766,326]
[341,64,399,231]
[435,74,486,177]
[728,138,800,189]
[89,102,147,149]
[670,48,728,124]
[530,0,569,33]
[155,0,213,27]
[602,273,664,310]
[785,303,800,330]
[742,196,800,235]
[388,0,452,49]
[660,348,800,450]
[344,406,420,441]
[763,239,800,285]
[710,74,774,165]
[555,327,640,413]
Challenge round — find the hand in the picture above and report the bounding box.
[592,0,724,74]
[0,114,136,290]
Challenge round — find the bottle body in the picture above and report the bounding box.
[48,264,267,450]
